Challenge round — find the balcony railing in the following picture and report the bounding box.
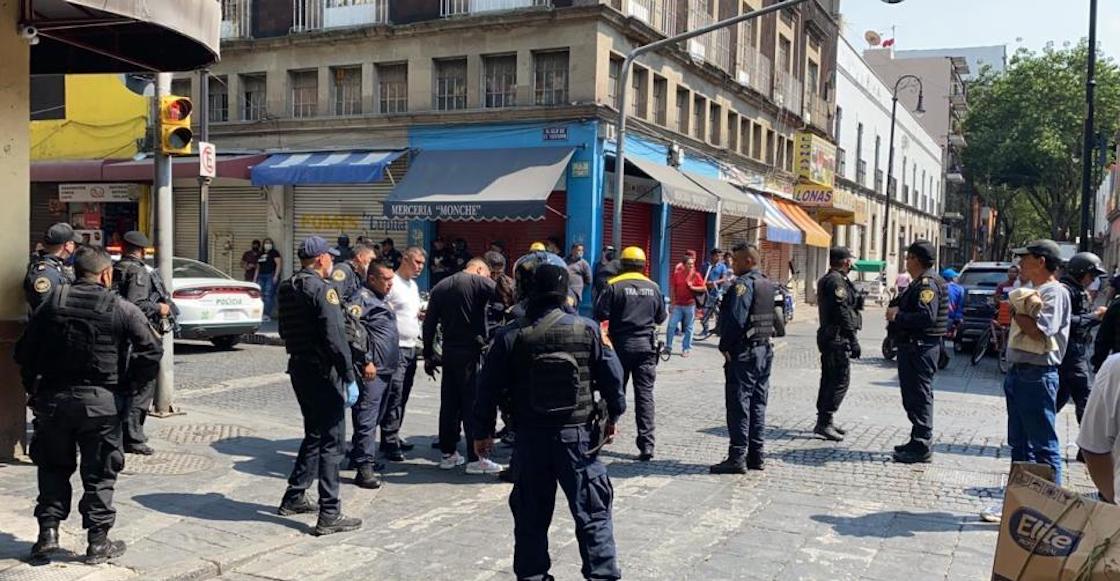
[856,159,867,186]
[611,0,680,36]
[441,0,551,17]
[686,3,731,73]
[874,169,883,194]
[772,69,802,115]
[803,90,830,134]
[293,0,389,32]
[735,42,771,97]
[836,147,846,178]
[221,0,251,39]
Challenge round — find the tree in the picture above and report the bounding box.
[963,41,1120,244]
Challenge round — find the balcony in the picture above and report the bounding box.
[686,3,732,73]
[803,90,831,134]
[874,169,883,194]
[441,0,551,17]
[221,0,251,39]
[855,159,866,186]
[735,42,771,97]
[610,0,680,36]
[293,0,389,32]
[835,147,846,178]
[772,69,803,115]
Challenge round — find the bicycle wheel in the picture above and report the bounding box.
[997,328,1010,373]
[971,327,991,366]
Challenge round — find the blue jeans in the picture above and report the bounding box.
[1003,364,1062,484]
[666,305,695,352]
[257,274,277,317]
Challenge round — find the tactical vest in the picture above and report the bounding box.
[277,271,323,358]
[513,309,595,428]
[746,272,776,341]
[928,275,949,337]
[44,284,120,388]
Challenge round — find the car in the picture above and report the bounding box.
[957,261,1015,347]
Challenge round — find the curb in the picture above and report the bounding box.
[146,536,305,581]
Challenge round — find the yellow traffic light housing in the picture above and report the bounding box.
[159,95,193,155]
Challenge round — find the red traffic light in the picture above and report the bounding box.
[161,96,192,122]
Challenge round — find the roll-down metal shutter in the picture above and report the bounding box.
[668,207,709,264]
[173,186,200,261]
[602,199,654,265]
[172,185,269,277]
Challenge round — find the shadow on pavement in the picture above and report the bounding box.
[132,492,309,533]
[810,511,997,538]
[596,449,713,477]
[772,447,893,467]
[211,437,301,479]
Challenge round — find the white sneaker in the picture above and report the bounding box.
[980,505,1002,523]
[439,452,465,470]
[465,458,504,475]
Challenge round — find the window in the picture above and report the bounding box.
[807,61,819,95]
[834,106,842,142]
[483,54,517,108]
[739,118,750,155]
[766,128,775,165]
[332,66,362,116]
[778,36,792,72]
[608,56,622,109]
[652,76,667,125]
[692,95,706,140]
[785,139,794,172]
[873,134,881,183]
[728,111,739,152]
[378,63,408,114]
[208,76,228,122]
[709,102,721,145]
[434,57,467,111]
[533,50,569,106]
[171,78,191,99]
[855,122,864,184]
[675,88,689,134]
[752,122,762,160]
[779,7,793,27]
[290,69,318,118]
[241,73,267,121]
[836,147,846,177]
[631,65,648,118]
[870,215,877,252]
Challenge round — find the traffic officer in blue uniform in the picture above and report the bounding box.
[711,242,775,474]
[345,259,399,489]
[330,241,376,303]
[594,246,666,461]
[1057,251,1107,424]
[886,240,947,464]
[474,261,625,581]
[814,246,862,442]
[276,236,363,536]
[25,222,80,310]
[15,246,163,564]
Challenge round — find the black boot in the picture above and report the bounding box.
[746,452,765,471]
[893,440,917,454]
[314,513,362,536]
[85,528,126,565]
[814,422,845,442]
[709,458,747,474]
[892,445,933,464]
[832,424,848,435]
[278,493,317,516]
[29,524,59,562]
[355,464,383,489]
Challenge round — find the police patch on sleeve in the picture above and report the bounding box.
[835,286,847,299]
[919,288,935,304]
[33,277,51,294]
[332,269,347,282]
[326,288,341,305]
[735,283,747,296]
[348,304,361,317]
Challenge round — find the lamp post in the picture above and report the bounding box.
[880,74,925,264]
[1079,0,1098,251]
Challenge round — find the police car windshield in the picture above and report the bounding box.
[141,257,231,280]
[958,270,1007,288]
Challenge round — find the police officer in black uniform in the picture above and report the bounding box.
[15,246,163,564]
[814,246,863,442]
[886,240,947,464]
[594,246,666,461]
[25,222,80,310]
[1057,252,1107,423]
[346,259,399,489]
[276,236,363,536]
[330,241,376,303]
[474,262,625,581]
[112,231,175,455]
[711,243,775,474]
[1093,282,1120,372]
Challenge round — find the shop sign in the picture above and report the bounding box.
[387,204,487,220]
[571,160,590,178]
[298,213,409,232]
[59,183,141,203]
[543,126,568,142]
[795,131,836,188]
[794,183,860,214]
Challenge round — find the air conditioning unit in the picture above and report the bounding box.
[599,123,617,142]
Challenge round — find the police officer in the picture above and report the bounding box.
[276,236,363,536]
[814,246,863,442]
[112,231,175,455]
[1092,283,1120,372]
[25,222,80,310]
[886,240,947,464]
[473,262,625,581]
[345,259,399,489]
[330,241,376,303]
[711,243,775,474]
[1057,252,1108,423]
[594,246,666,461]
[15,246,163,564]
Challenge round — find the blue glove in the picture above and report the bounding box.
[344,381,359,408]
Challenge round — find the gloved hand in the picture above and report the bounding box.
[849,340,861,359]
[424,353,441,379]
[344,381,359,408]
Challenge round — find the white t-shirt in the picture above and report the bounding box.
[1077,352,1120,502]
[386,273,422,348]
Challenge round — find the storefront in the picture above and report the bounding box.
[172,182,270,276]
[749,192,803,286]
[685,173,767,253]
[774,197,831,303]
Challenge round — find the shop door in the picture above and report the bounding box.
[438,192,568,273]
[760,237,791,286]
[602,199,653,270]
[668,207,709,266]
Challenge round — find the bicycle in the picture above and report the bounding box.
[970,300,1010,372]
[694,290,723,342]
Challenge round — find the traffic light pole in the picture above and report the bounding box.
[198,69,210,263]
[153,72,177,415]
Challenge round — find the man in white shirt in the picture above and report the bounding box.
[1078,352,1120,504]
[380,246,426,462]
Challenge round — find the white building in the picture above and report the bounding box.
[834,35,945,282]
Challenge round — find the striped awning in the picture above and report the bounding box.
[251,150,405,186]
[749,193,802,245]
[774,198,832,248]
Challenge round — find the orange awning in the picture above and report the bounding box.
[774,199,831,248]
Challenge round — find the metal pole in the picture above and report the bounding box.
[1080,0,1098,251]
[881,95,898,264]
[153,72,176,415]
[198,69,210,263]
[612,0,809,252]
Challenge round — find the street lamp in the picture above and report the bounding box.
[880,74,925,264]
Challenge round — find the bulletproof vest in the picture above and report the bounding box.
[513,309,595,428]
[746,272,776,341]
[928,275,949,337]
[43,283,121,387]
[1061,277,1093,343]
[278,271,323,357]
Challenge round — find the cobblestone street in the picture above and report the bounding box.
[0,307,1096,580]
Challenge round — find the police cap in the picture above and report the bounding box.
[123,230,151,248]
[44,222,81,245]
[829,246,852,263]
[298,236,341,259]
[906,240,936,264]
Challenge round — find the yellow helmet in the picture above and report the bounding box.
[529,242,546,252]
[620,246,646,262]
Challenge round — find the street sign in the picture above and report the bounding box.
[199,141,216,177]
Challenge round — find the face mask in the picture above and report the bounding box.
[264,243,273,251]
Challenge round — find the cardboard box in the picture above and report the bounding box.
[992,463,1120,580]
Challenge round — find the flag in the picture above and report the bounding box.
[882,38,895,47]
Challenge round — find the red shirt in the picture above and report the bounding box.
[671,266,704,306]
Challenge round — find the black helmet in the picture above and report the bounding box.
[513,251,566,302]
[1067,251,1106,278]
[530,264,571,304]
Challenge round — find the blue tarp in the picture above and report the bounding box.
[250,150,405,186]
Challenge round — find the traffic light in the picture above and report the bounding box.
[159,95,193,155]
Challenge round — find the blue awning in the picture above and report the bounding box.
[749,192,802,245]
[250,150,405,186]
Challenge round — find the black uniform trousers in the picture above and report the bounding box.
[1057,348,1092,424]
[510,426,620,581]
[31,386,125,530]
[618,349,658,454]
[380,347,418,453]
[349,372,393,466]
[725,343,773,461]
[816,338,851,424]
[284,359,345,517]
[897,339,938,451]
[123,376,156,447]
[439,346,483,462]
